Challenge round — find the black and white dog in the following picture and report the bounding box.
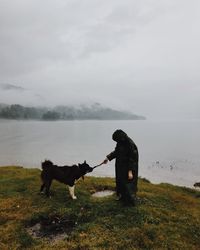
[40,160,93,199]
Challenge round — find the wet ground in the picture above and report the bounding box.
[27,214,76,241]
[92,190,115,197]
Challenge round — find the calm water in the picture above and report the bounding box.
[0,119,199,187]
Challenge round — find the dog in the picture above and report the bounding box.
[194,182,200,188]
[40,160,93,199]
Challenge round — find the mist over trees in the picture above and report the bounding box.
[0,103,145,120]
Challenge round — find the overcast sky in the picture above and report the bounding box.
[0,0,200,119]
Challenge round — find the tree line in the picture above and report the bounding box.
[0,103,145,120]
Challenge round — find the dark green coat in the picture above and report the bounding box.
[107,130,139,201]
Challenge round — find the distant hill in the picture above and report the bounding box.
[0,103,146,120]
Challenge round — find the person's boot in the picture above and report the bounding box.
[115,194,122,201]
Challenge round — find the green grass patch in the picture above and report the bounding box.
[0,166,199,249]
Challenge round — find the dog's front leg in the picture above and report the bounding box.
[68,185,77,200]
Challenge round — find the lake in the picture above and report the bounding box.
[0,119,199,188]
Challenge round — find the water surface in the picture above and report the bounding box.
[0,119,199,187]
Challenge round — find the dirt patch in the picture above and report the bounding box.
[26,214,77,241]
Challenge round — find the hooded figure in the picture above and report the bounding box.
[104,129,139,205]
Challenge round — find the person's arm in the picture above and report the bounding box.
[106,150,117,161]
[103,147,117,164]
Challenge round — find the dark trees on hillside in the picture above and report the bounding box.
[0,104,145,120]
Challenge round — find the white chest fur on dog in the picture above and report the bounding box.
[68,178,83,200]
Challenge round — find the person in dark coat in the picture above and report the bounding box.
[103,129,139,205]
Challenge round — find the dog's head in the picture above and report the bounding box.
[41,160,54,170]
[78,160,93,175]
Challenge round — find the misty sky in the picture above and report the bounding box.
[0,0,200,119]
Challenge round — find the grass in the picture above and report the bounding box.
[0,166,200,250]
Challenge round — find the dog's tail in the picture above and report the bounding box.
[41,160,53,170]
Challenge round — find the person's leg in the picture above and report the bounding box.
[119,182,128,204]
[115,180,122,200]
[123,182,136,206]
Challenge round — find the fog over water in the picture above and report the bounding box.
[0,119,199,188]
[0,0,200,119]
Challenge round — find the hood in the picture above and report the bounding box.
[112,129,128,142]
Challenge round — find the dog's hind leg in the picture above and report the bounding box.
[45,180,52,197]
[68,185,77,200]
[40,183,45,193]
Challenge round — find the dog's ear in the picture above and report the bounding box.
[78,163,81,167]
[84,160,86,164]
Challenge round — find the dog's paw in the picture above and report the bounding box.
[72,196,77,200]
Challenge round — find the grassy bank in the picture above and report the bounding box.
[0,166,200,250]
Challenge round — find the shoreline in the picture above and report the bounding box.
[0,164,198,190]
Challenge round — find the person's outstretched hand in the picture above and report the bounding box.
[103,158,108,164]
